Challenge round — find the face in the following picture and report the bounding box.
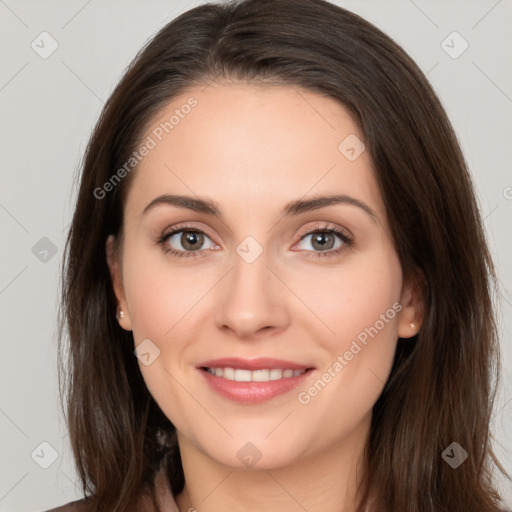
[107,83,420,470]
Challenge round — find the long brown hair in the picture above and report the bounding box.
[58,0,508,510]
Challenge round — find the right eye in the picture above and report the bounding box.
[158,225,218,259]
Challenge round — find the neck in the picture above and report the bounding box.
[172,414,371,512]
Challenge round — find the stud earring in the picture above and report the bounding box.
[410,322,415,329]
[117,308,125,320]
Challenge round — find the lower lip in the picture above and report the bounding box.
[198,368,315,404]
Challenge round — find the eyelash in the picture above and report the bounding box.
[157,223,353,260]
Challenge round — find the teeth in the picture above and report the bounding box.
[223,367,235,380]
[235,369,252,381]
[205,367,307,382]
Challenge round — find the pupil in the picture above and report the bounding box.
[183,232,203,250]
[313,233,333,250]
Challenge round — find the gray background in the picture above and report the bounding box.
[0,0,511,510]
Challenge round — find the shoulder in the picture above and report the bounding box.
[44,497,92,512]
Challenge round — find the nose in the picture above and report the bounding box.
[214,249,290,340]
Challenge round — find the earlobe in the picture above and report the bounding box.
[106,235,132,331]
[397,271,424,339]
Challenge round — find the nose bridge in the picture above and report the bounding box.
[214,240,288,337]
[231,246,272,297]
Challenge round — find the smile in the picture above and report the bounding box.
[202,367,307,382]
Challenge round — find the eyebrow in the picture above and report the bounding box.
[141,193,378,223]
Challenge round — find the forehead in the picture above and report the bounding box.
[124,83,384,223]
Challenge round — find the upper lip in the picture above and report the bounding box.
[197,357,314,371]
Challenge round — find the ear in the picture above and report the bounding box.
[106,234,132,331]
[397,270,424,339]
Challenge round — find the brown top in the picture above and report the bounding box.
[44,469,180,512]
[44,499,92,512]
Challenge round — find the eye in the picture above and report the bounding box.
[294,224,353,258]
[157,222,353,260]
[158,224,218,259]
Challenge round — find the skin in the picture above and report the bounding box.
[107,83,423,512]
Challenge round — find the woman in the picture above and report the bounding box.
[51,0,508,510]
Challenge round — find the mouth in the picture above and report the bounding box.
[196,357,316,404]
[200,366,311,382]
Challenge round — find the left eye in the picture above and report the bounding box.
[296,229,347,253]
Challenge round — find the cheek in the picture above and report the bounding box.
[120,248,207,426]
[122,242,211,341]
[299,250,402,413]
[299,247,402,343]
